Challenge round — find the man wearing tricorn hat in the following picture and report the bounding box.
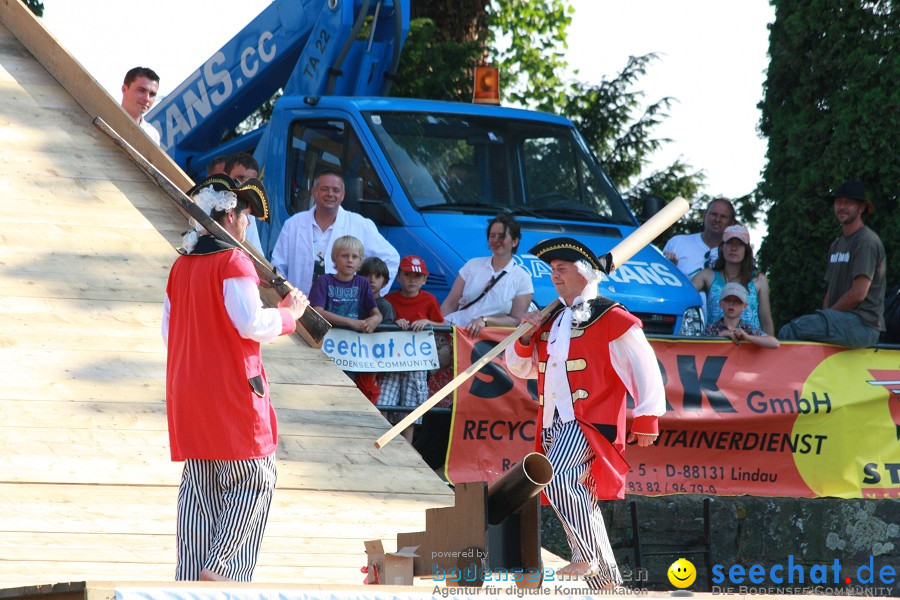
[778,180,885,348]
[162,175,309,581]
[505,237,665,589]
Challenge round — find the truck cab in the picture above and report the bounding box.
[259,96,702,334]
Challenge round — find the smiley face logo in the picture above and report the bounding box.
[668,558,697,588]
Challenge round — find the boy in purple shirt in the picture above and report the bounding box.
[309,235,382,332]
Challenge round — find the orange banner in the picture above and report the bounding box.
[445,332,900,499]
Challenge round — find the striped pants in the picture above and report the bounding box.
[542,417,622,588]
[175,455,277,581]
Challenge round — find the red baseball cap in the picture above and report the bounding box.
[399,255,429,275]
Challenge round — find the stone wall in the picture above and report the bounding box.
[541,496,900,595]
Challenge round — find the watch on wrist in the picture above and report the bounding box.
[481,316,487,327]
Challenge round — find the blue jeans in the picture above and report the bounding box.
[778,308,880,349]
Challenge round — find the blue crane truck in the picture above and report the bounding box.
[147,0,703,335]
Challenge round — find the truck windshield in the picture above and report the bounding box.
[364,111,635,225]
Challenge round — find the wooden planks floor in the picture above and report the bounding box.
[0,8,453,589]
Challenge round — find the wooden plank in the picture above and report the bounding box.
[0,110,119,148]
[0,297,166,353]
[0,147,154,182]
[0,277,169,304]
[0,564,365,588]
[0,79,81,110]
[271,383,385,411]
[0,455,446,493]
[0,453,444,493]
[0,401,165,428]
[0,484,450,514]
[0,485,447,542]
[0,349,166,396]
[6,172,190,214]
[0,226,181,253]
[0,425,423,468]
[0,582,86,600]
[0,532,364,558]
[0,385,386,420]
[0,376,362,406]
[0,349,346,391]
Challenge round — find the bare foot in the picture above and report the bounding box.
[556,562,593,577]
[199,568,235,582]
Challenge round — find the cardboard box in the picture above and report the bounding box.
[364,540,419,585]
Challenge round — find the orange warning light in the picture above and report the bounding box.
[473,64,500,105]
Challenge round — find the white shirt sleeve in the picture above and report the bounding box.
[244,216,263,254]
[504,342,539,380]
[271,218,293,282]
[223,277,287,342]
[162,293,170,346]
[609,324,666,418]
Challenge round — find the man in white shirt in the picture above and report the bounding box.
[120,66,161,146]
[272,170,400,295]
[663,197,736,279]
[505,237,665,590]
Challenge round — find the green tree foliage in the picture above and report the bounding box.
[758,0,899,327]
[486,0,573,111]
[392,18,482,101]
[560,54,708,236]
[23,0,43,17]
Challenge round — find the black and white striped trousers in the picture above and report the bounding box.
[543,416,622,588]
[175,454,277,581]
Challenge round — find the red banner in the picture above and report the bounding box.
[445,331,900,499]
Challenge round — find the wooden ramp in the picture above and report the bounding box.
[0,1,453,588]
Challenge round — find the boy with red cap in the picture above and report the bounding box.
[380,256,445,442]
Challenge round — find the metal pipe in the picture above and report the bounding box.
[487,452,553,525]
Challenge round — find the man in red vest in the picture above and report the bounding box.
[505,237,665,589]
[162,175,308,581]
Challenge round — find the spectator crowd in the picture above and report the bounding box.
[255,169,890,425]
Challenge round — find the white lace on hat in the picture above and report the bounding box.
[181,187,238,253]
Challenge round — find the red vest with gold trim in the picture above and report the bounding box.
[533,298,640,500]
[165,237,278,461]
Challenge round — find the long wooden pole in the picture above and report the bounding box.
[94,117,333,348]
[374,196,690,449]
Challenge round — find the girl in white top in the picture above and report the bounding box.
[441,214,534,336]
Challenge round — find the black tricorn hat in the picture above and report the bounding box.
[187,174,270,222]
[529,237,610,273]
[826,180,874,215]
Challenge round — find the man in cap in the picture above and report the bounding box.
[778,181,885,348]
[504,237,665,589]
[162,175,309,581]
